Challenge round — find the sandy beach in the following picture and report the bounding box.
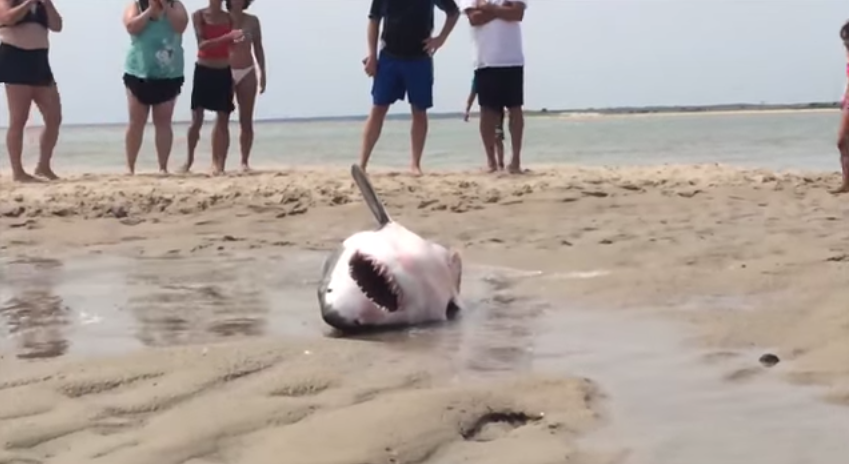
[2,164,849,463]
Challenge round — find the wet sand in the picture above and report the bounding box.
[2,165,849,463]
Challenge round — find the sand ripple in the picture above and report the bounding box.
[0,340,600,464]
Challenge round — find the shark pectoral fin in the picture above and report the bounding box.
[446,299,461,320]
[447,247,462,292]
[317,245,346,310]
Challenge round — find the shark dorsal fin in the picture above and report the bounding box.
[351,164,392,227]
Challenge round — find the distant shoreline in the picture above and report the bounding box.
[258,101,842,123]
[532,101,840,116]
[8,101,841,129]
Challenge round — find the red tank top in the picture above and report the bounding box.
[197,20,232,60]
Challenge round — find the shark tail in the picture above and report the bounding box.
[351,164,392,226]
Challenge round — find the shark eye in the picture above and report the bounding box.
[348,252,400,312]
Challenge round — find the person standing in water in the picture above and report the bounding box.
[464,74,504,171]
[122,0,189,175]
[0,0,63,182]
[225,0,266,172]
[835,20,849,194]
[181,0,242,175]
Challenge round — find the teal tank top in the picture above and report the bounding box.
[124,10,184,80]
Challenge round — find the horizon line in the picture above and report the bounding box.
[5,100,840,129]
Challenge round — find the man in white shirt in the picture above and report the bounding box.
[459,0,526,173]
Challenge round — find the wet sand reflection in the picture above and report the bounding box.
[0,257,70,359]
[125,255,271,347]
[0,251,537,366]
[342,268,538,376]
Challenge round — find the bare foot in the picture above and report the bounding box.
[241,162,251,172]
[34,165,60,180]
[12,172,42,183]
[211,165,225,176]
[156,169,170,177]
[831,184,849,194]
[179,162,192,174]
[507,164,525,174]
[481,164,498,173]
[410,165,423,177]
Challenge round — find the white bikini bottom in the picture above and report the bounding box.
[231,66,255,86]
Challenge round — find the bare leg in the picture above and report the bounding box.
[31,83,62,180]
[495,137,505,170]
[124,89,150,175]
[3,84,38,182]
[409,106,427,176]
[359,104,389,172]
[506,106,524,173]
[478,106,499,172]
[151,98,177,174]
[495,112,505,170]
[211,110,231,175]
[834,108,849,194]
[234,70,258,171]
[182,108,203,173]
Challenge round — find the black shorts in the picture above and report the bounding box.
[190,63,234,113]
[0,43,54,86]
[474,66,524,111]
[123,73,184,106]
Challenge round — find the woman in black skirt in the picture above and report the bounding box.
[0,0,63,182]
[180,0,242,175]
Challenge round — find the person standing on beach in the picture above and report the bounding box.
[122,0,189,176]
[225,0,266,172]
[359,0,461,175]
[464,74,505,170]
[835,21,849,194]
[459,0,526,173]
[181,0,242,175]
[0,0,63,182]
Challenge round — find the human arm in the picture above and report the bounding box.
[458,0,496,27]
[363,0,383,76]
[123,0,154,35]
[40,0,62,32]
[252,16,266,93]
[366,18,380,57]
[193,9,241,49]
[481,0,526,22]
[366,0,383,58]
[163,0,189,34]
[464,90,476,121]
[423,0,460,54]
[433,0,460,40]
[0,0,36,26]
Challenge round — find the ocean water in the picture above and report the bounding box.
[1,110,842,174]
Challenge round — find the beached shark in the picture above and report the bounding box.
[317,165,464,333]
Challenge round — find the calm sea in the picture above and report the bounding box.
[1,110,842,174]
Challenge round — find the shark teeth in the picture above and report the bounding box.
[348,252,401,312]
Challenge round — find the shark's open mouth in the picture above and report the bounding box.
[349,251,400,312]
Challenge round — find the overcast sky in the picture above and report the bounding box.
[0,0,847,126]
